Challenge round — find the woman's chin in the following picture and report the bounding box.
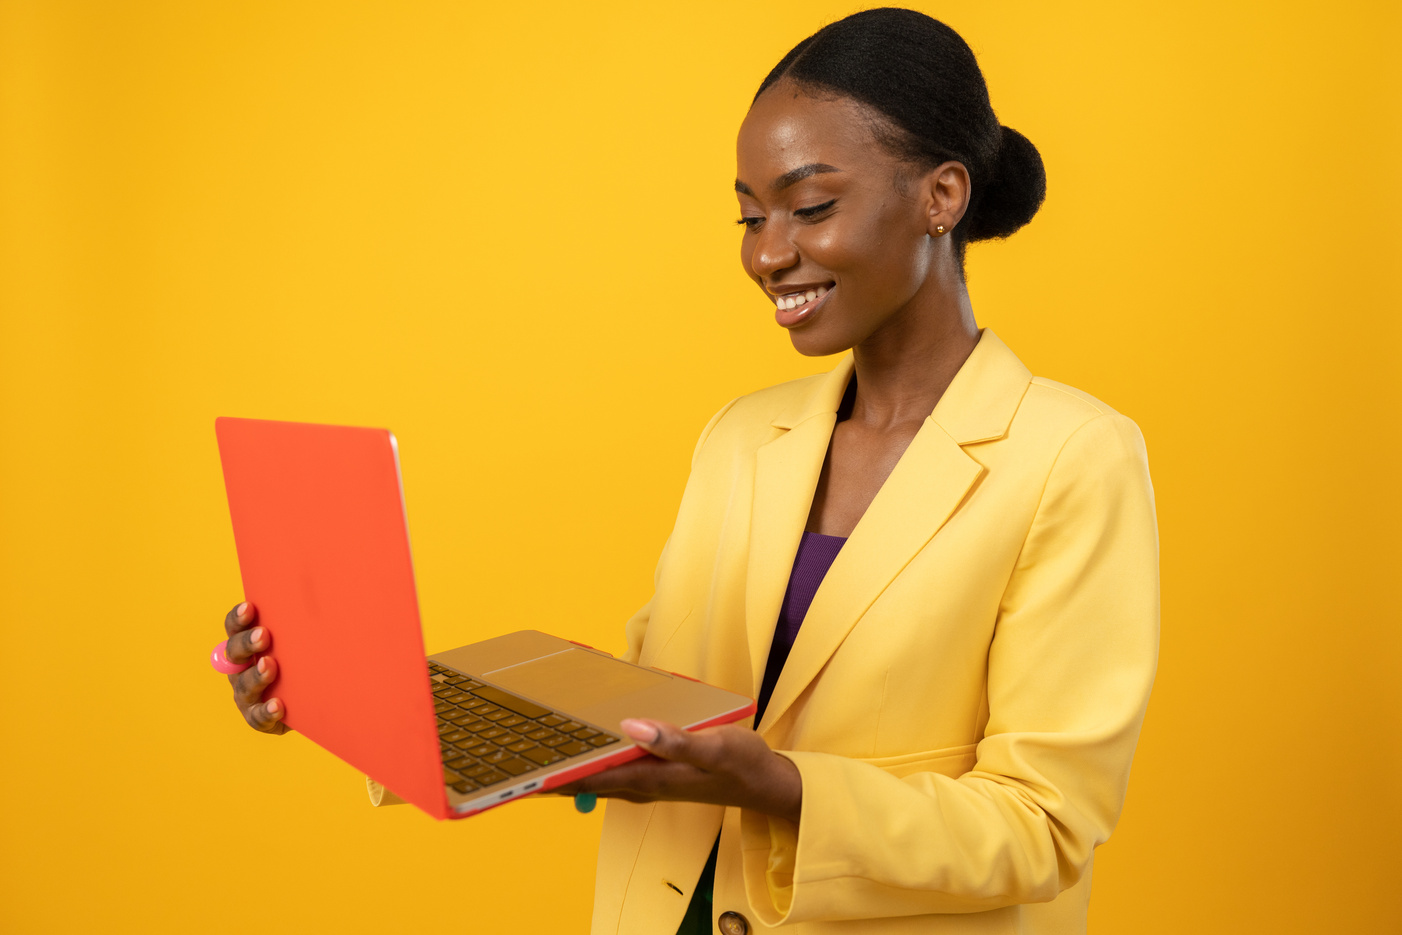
[787,328,854,358]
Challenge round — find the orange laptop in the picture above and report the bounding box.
[215,417,755,819]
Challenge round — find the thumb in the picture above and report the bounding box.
[620,718,697,764]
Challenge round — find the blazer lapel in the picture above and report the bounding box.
[755,422,982,733]
[756,329,1032,734]
[743,358,855,696]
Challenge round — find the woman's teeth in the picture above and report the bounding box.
[775,285,829,310]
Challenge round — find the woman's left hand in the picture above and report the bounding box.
[555,719,802,823]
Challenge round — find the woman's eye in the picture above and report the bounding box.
[794,199,837,220]
[736,216,764,231]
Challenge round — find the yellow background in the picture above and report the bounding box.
[2,1,1398,931]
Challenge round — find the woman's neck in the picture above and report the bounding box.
[846,282,979,431]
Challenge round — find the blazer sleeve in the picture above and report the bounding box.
[622,397,740,665]
[739,411,1160,924]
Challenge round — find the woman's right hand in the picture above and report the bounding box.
[224,601,288,734]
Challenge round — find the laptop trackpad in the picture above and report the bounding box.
[484,649,667,711]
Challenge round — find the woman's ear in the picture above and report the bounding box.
[924,160,971,237]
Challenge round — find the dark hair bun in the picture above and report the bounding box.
[965,126,1047,242]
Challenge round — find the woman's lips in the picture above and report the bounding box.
[774,285,833,328]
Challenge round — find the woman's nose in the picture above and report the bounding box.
[749,221,799,279]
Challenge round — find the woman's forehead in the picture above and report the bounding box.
[737,83,892,185]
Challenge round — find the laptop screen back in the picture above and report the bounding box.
[216,417,447,819]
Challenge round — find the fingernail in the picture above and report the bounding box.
[236,602,249,617]
[257,656,269,676]
[573,793,597,814]
[620,719,660,744]
[267,698,282,716]
[250,627,265,647]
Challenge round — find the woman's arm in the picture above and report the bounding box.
[623,397,741,664]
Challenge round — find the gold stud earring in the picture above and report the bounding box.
[935,225,946,235]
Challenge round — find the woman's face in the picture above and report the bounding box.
[735,81,964,357]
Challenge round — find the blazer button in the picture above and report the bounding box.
[718,911,749,935]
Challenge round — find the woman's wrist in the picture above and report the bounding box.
[765,751,803,824]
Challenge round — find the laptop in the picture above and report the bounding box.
[215,417,756,819]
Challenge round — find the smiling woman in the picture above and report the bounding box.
[569,9,1156,935]
[222,7,1158,935]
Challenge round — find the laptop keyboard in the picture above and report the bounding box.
[429,661,621,795]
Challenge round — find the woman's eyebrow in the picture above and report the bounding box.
[734,163,842,197]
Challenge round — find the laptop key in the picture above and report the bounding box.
[463,764,493,778]
[481,750,512,764]
[556,741,590,756]
[475,770,508,786]
[506,740,535,753]
[571,728,600,740]
[588,734,616,747]
[521,747,565,766]
[540,734,572,748]
[450,781,476,794]
[558,721,584,733]
[477,728,509,741]
[443,768,464,785]
[538,715,567,728]
[445,756,475,771]
[442,730,472,744]
[494,757,533,776]
[499,715,527,728]
[468,744,496,757]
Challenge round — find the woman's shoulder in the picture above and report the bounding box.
[1011,375,1150,482]
[712,366,843,428]
[729,370,836,420]
[1020,374,1131,429]
[682,368,839,466]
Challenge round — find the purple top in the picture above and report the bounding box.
[755,531,848,722]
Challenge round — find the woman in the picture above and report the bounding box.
[221,9,1158,934]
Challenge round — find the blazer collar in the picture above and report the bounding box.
[768,328,1031,443]
[928,329,1031,444]
[747,328,1033,734]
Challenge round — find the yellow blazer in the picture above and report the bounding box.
[591,329,1159,935]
